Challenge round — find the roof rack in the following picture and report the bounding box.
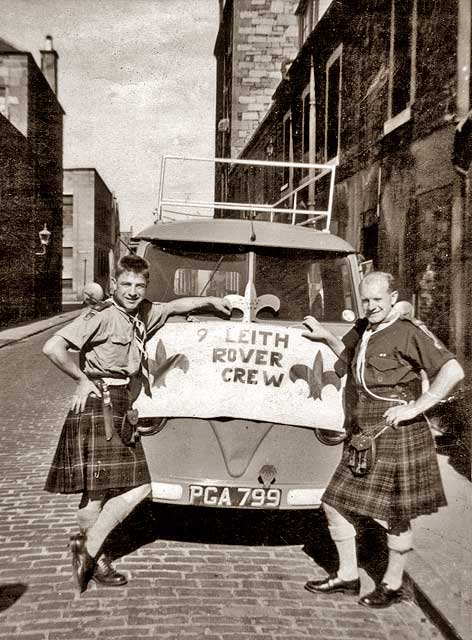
[156,155,336,232]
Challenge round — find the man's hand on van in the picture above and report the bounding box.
[302,315,333,342]
[210,297,232,316]
[302,315,346,359]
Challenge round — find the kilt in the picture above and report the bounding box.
[322,391,447,522]
[44,386,151,494]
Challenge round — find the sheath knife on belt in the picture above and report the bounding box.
[96,380,114,441]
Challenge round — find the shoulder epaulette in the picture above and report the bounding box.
[400,316,444,349]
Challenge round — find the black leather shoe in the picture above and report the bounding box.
[70,534,95,593]
[92,557,128,586]
[305,574,360,595]
[359,582,404,608]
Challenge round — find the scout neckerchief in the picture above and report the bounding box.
[355,313,406,406]
[132,314,152,397]
[111,300,152,398]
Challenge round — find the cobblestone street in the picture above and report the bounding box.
[0,328,444,639]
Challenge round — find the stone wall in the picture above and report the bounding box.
[230,0,299,156]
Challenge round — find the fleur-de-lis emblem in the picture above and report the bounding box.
[148,339,189,388]
[289,351,341,400]
[226,282,280,322]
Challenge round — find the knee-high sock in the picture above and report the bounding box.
[383,526,413,590]
[77,497,103,533]
[85,484,150,558]
[323,503,358,581]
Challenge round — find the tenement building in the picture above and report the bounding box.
[214,0,471,364]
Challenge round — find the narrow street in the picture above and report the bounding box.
[0,327,443,640]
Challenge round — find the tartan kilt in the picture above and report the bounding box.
[44,386,151,494]
[322,394,447,522]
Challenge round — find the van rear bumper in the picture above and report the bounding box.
[150,479,326,510]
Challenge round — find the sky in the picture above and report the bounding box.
[0,0,219,233]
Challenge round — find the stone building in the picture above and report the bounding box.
[62,169,120,302]
[214,0,471,362]
[214,0,300,201]
[0,36,64,326]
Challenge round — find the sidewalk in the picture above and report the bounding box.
[1,310,471,639]
[0,308,81,348]
[408,453,471,640]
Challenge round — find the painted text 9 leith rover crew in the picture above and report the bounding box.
[43,254,231,593]
[302,271,464,609]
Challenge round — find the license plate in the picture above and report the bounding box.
[189,485,281,508]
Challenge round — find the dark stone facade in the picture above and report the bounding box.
[0,48,63,327]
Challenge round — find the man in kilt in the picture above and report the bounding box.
[302,271,464,608]
[43,254,231,593]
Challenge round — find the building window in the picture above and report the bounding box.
[62,278,73,291]
[0,82,9,119]
[282,111,292,189]
[302,86,311,164]
[63,194,73,227]
[325,44,342,162]
[63,247,73,258]
[299,2,311,45]
[385,0,417,132]
[298,0,334,45]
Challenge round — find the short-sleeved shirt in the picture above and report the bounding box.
[56,299,169,380]
[348,317,455,389]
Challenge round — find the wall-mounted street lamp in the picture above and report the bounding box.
[35,223,51,255]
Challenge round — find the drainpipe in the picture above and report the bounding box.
[457,0,471,119]
[451,0,471,358]
[308,57,317,217]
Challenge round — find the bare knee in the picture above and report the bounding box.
[120,483,151,505]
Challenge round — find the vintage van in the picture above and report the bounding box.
[132,157,363,510]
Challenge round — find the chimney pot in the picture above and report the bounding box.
[41,35,58,95]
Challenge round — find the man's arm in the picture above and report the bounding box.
[166,296,232,318]
[43,335,101,414]
[384,358,465,427]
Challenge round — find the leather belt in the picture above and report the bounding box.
[101,377,130,387]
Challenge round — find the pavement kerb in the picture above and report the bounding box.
[0,309,82,348]
[405,560,466,640]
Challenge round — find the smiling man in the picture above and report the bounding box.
[43,254,231,593]
[301,271,464,608]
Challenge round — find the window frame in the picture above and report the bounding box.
[324,43,343,164]
[383,0,417,135]
[281,110,292,191]
[298,0,312,46]
[63,193,74,227]
[301,84,311,165]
